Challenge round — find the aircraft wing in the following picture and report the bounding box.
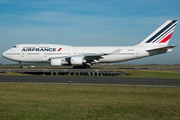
[146,45,177,51]
[84,49,121,57]
[48,49,121,62]
[108,49,122,55]
[84,49,122,63]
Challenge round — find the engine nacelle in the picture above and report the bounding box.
[167,48,172,53]
[50,59,62,66]
[70,57,83,65]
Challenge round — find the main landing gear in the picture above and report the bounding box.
[18,62,23,68]
[73,65,90,69]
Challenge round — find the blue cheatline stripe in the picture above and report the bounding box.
[152,23,177,43]
[145,20,177,43]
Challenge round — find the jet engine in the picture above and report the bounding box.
[70,57,84,65]
[50,59,62,66]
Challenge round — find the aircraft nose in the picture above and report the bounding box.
[2,52,6,58]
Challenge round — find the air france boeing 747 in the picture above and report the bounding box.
[2,20,178,68]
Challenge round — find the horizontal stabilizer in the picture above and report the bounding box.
[146,45,177,51]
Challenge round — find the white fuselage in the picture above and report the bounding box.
[2,44,157,64]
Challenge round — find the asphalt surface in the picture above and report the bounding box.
[0,76,180,86]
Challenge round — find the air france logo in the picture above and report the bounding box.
[58,48,62,51]
[22,47,62,52]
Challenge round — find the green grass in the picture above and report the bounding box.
[0,84,180,119]
[2,72,33,76]
[117,70,180,79]
[1,65,180,79]
[2,69,180,79]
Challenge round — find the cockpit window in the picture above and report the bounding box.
[13,46,16,48]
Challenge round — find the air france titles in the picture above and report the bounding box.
[22,48,56,52]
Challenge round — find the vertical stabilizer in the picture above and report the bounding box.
[138,20,178,47]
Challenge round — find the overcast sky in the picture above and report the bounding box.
[0,0,180,64]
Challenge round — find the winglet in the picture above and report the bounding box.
[109,49,121,55]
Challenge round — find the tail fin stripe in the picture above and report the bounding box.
[145,20,177,43]
[159,32,173,43]
[155,30,173,43]
[155,26,175,43]
[152,23,176,43]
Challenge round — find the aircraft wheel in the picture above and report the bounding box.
[18,62,23,68]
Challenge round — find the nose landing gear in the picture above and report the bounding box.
[18,62,23,68]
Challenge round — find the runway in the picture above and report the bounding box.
[0,76,180,87]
